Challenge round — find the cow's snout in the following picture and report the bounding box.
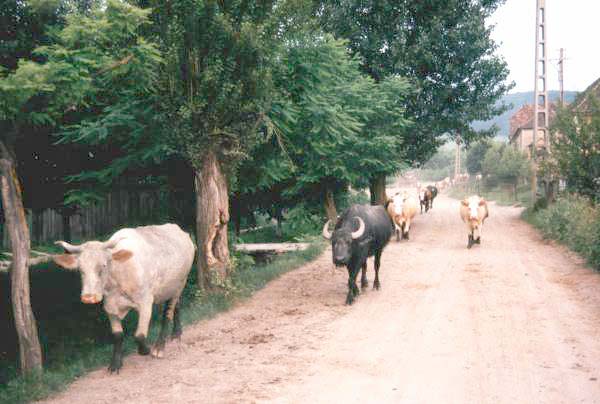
[333,256,347,266]
[81,294,102,304]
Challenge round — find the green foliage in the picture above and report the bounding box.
[155,0,278,169]
[317,0,512,163]
[543,96,600,201]
[466,140,491,175]
[418,145,457,181]
[526,193,600,270]
[482,142,529,189]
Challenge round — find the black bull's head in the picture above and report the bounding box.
[322,217,366,266]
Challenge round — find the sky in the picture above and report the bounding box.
[487,0,600,93]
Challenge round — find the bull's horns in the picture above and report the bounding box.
[322,220,332,240]
[351,217,365,239]
[55,241,82,254]
[103,237,125,250]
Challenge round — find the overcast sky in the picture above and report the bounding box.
[488,0,600,93]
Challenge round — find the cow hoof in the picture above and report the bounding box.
[476,238,481,244]
[345,294,354,305]
[151,346,165,358]
[108,360,122,374]
[361,280,369,289]
[171,330,182,341]
[373,282,381,290]
[136,337,151,356]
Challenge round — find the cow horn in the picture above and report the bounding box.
[351,217,365,239]
[55,241,82,254]
[103,237,125,250]
[322,220,332,240]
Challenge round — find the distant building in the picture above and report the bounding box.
[509,103,557,158]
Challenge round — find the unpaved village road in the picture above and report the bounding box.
[44,194,600,404]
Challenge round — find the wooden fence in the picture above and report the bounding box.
[0,187,167,249]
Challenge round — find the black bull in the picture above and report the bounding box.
[322,204,394,305]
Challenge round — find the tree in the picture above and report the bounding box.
[543,96,600,201]
[0,0,161,374]
[466,140,491,175]
[140,0,280,289]
[317,0,512,203]
[482,142,529,199]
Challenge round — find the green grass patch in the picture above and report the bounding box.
[0,240,326,404]
[523,193,600,271]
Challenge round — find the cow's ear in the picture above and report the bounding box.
[53,254,79,270]
[461,199,468,207]
[479,198,486,206]
[112,249,134,262]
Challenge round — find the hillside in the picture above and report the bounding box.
[471,90,578,139]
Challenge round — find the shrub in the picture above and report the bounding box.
[527,193,600,270]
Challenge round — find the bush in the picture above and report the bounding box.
[526,193,600,270]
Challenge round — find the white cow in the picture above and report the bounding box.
[53,223,195,373]
[459,196,489,248]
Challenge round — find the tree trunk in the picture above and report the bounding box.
[194,150,230,289]
[324,188,337,223]
[369,175,387,205]
[0,143,43,375]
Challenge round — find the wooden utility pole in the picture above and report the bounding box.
[532,0,549,202]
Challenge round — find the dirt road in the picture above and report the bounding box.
[44,194,600,404]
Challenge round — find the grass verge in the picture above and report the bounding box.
[0,239,326,404]
[523,193,600,271]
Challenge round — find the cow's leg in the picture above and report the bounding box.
[360,262,368,289]
[134,299,153,356]
[108,314,125,373]
[468,230,474,249]
[151,303,170,359]
[373,250,382,290]
[172,300,182,340]
[346,265,360,305]
[402,222,409,240]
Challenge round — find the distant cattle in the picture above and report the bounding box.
[322,204,393,305]
[386,192,419,241]
[459,196,489,248]
[426,185,438,210]
[419,187,432,213]
[53,224,195,373]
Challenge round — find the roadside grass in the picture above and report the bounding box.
[448,181,532,207]
[0,238,326,404]
[523,193,600,271]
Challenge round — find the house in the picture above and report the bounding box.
[509,103,557,158]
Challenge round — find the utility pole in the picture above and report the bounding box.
[558,48,565,106]
[532,0,549,202]
[454,134,461,180]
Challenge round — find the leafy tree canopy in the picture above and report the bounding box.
[316,0,512,163]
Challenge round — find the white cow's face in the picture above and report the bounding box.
[53,241,134,304]
[462,197,485,221]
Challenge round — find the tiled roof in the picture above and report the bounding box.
[509,102,558,140]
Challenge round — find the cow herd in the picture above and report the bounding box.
[322,181,490,308]
[49,181,489,374]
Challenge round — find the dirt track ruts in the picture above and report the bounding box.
[42,193,600,404]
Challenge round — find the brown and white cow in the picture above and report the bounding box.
[459,196,489,248]
[53,223,195,373]
[387,192,419,241]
